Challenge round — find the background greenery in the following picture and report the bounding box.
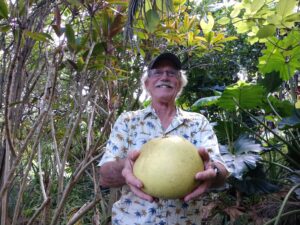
[0,0,300,224]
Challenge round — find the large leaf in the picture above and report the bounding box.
[256,24,276,38]
[264,96,294,117]
[276,0,296,17]
[258,31,300,80]
[258,71,283,93]
[144,9,160,33]
[0,0,8,19]
[278,109,300,130]
[220,136,264,180]
[220,135,263,180]
[217,81,265,111]
[230,165,280,195]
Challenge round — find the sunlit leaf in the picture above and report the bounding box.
[284,12,300,22]
[200,13,214,34]
[276,0,296,17]
[230,4,242,18]
[251,0,265,14]
[218,17,230,25]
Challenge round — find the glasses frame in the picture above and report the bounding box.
[148,69,180,78]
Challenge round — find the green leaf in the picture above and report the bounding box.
[278,109,300,129]
[234,20,253,34]
[144,9,160,33]
[217,81,265,111]
[65,24,76,50]
[276,0,296,17]
[23,30,52,42]
[251,0,265,14]
[284,12,300,22]
[200,13,214,34]
[218,17,230,25]
[256,25,276,38]
[0,0,8,19]
[230,4,242,18]
[0,24,10,32]
[106,0,128,6]
[258,31,300,80]
[258,71,283,93]
[191,96,220,111]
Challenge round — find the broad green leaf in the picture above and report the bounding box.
[251,0,265,14]
[145,0,152,11]
[267,14,282,25]
[65,24,76,50]
[258,31,300,80]
[0,0,8,19]
[230,4,242,18]
[218,17,230,25]
[256,25,276,38]
[234,20,253,34]
[217,81,265,111]
[144,9,160,33]
[276,0,296,17]
[278,109,300,130]
[284,13,300,22]
[265,96,293,117]
[258,71,282,93]
[200,13,214,34]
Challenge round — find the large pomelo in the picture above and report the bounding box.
[133,135,204,199]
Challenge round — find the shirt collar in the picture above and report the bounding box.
[142,105,188,123]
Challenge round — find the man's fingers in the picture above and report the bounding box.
[128,150,140,160]
[198,148,210,162]
[184,184,207,202]
[196,168,216,180]
[130,185,153,202]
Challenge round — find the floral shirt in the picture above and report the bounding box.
[99,106,224,225]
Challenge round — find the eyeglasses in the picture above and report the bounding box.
[149,69,180,78]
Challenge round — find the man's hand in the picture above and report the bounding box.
[184,148,218,202]
[122,151,154,202]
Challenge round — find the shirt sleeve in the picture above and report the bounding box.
[98,112,129,167]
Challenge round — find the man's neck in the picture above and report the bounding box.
[151,102,177,130]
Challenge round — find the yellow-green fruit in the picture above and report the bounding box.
[133,135,204,199]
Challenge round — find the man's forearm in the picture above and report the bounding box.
[99,159,126,188]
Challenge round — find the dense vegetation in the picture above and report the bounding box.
[0,0,300,224]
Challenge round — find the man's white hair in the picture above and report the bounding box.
[140,69,188,98]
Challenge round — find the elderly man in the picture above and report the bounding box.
[99,53,229,225]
